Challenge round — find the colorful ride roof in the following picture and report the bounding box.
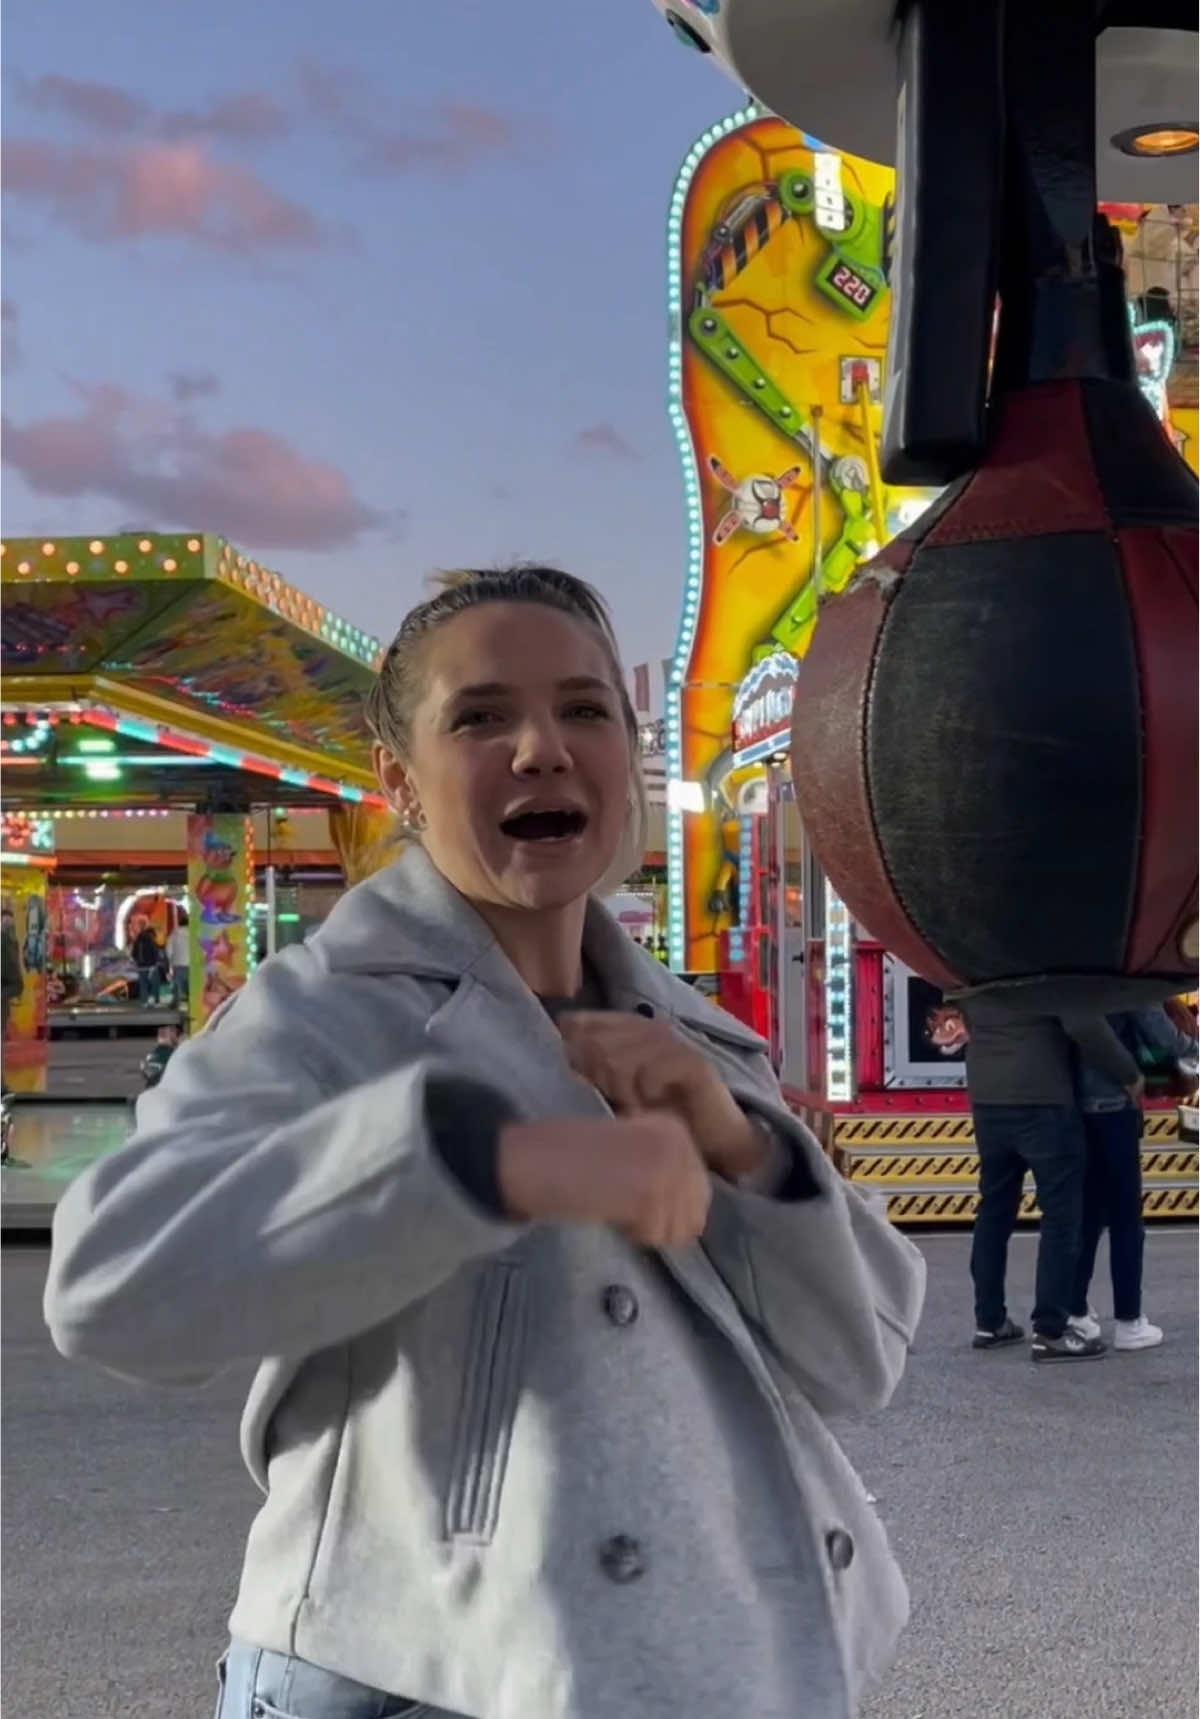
[1,533,388,811]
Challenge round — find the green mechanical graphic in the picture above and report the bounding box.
[689,167,894,653]
[778,172,891,324]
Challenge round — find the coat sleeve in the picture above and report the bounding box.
[43,952,524,1387]
[1060,1014,1141,1087]
[1131,1005,1198,1063]
[700,1072,926,1420]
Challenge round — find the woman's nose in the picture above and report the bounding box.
[513,719,571,774]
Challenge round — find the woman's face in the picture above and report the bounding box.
[376,602,634,913]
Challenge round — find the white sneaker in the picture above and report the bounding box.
[1068,1309,1102,1342]
[1113,1316,1164,1351]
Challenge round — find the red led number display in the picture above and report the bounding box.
[830,264,875,310]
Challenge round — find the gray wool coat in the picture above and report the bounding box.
[45,846,926,1719]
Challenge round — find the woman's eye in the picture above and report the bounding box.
[452,709,504,730]
[564,703,611,722]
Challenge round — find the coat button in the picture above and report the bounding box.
[599,1534,646,1583]
[602,1284,639,1327]
[825,1528,855,1572]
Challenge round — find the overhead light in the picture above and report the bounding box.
[667,778,707,814]
[1112,124,1199,159]
[63,753,216,767]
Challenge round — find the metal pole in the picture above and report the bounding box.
[810,404,824,593]
[265,864,278,959]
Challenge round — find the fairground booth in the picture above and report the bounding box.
[1,531,391,1116]
[662,109,1199,1225]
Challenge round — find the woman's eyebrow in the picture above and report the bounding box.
[449,676,612,700]
[450,682,510,700]
[557,676,613,694]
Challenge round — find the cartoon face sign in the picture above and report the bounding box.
[926,1004,969,1055]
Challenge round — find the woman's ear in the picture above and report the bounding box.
[374,744,417,821]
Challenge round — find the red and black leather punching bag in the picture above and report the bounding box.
[790,0,1198,1011]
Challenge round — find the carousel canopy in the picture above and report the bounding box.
[1,533,387,813]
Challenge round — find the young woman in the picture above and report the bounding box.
[1070,1003,1199,1351]
[45,565,925,1719]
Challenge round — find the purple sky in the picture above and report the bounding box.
[2,0,740,664]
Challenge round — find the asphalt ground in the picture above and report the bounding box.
[2,1229,1196,1719]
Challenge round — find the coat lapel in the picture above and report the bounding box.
[311,843,769,1107]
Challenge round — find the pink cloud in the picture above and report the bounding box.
[3,139,332,251]
[17,73,288,145]
[360,102,518,174]
[294,65,524,175]
[19,73,150,135]
[161,91,291,144]
[4,383,385,551]
[574,424,640,462]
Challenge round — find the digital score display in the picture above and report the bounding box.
[826,261,878,314]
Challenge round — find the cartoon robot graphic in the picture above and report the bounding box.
[708,454,804,545]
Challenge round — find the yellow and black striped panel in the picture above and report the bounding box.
[845,1152,979,1184]
[842,1146,1197,1187]
[837,1115,977,1147]
[835,1110,1181,1150]
[1142,1149,1200,1180]
[706,194,787,291]
[882,1185,1198,1224]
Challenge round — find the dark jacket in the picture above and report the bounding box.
[962,995,1140,1107]
[1,926,23,1000]
[130,928,161,971]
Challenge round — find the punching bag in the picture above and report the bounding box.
[789,0,1198,1010]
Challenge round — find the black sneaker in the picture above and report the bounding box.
[1031,1328,1106,1362]
[972,1317,1025,1349]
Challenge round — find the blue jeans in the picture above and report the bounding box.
[215,1642,461,1718]
[970,1104,1086,1338]
[137,967,160,1006]
[1071,1106,1145,1321]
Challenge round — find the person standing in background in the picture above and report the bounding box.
[962,997,1142,1362]
[167,913,191,1014]
[1070,1003,1199,1352]
[1,905,24,1039]
[130,921,163,1008]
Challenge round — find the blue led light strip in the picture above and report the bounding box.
[824,877,855,1102]
[664,102,759,972]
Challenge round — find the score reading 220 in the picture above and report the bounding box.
[828,262,877,312]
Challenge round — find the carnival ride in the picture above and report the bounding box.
[1,532,390,1091]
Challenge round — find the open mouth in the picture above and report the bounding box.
[499,808,588,843]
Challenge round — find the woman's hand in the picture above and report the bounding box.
[497,1114,712,1248]
[558,1011,767,1181]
